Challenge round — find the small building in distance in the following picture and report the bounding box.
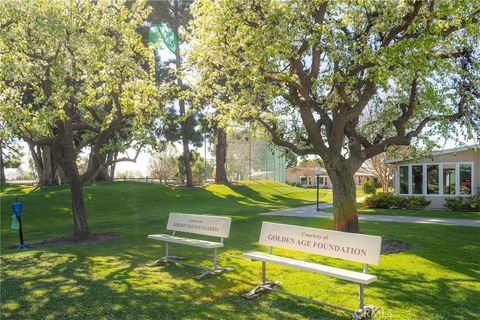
[286,166,376,188]
[386,145,479,208]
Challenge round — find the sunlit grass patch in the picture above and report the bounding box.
[1,181,479,319]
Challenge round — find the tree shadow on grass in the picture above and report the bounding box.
[0,250,350,320]
[362,221,480,280]
[371,269,479,320]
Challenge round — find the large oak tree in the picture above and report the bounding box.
[0,0,159,240]
[187,0,480,232]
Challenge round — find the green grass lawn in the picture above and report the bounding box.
[1,181,479,320]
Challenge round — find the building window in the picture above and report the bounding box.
[460,164,472,195]
[318,176,324,185]
[426,165,440,195]
[398,162,473,196]
[399,166,409,194]
[300,177,307,186]
[443,164,456,195]
[411,165,423,194]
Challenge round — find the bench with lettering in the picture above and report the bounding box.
[147,213,233,280]
[242,222,382,319]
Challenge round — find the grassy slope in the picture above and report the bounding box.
[1,181,479,320]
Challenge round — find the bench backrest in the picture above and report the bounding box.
[167,213,232,238]
[259,222,382,265]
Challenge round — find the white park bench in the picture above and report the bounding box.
[147,213,233,280]
[242,222,382,319]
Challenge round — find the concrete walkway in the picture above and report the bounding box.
[259,204,480,227]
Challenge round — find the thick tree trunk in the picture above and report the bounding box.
[67,166,90,241]
[30,144,45,184]
[41,146,54,184]
[326,164,360,233]
[95,165,110,181]
[58,120,90,241]
[91,150,117,182]
[215,128,228,184]
[29,144,63,185]
[56,166,69,185]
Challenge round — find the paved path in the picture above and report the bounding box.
[259,204,480,227]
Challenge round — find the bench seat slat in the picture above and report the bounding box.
[148,234,224,249]
[243,252,377,285]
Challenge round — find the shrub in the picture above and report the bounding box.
[405,196,431,209]
[365,193,430,209]
[362,179,377,195]
[444,197,464,211]
[365,193,401,209]
[445,196,480,211]
[470,195,480,211]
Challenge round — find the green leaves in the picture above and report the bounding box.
[187,0,480,157]
[0,0,160,145]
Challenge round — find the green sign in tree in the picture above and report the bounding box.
[0,0,159,241]
[149,23,178,54]
[187,0,480,232]
[146,0,200,187]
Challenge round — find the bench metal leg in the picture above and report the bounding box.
[351,283,379,320]
[243,261,281,299]
[147,244,233,280]
[193,248,234,280]
[243,260,380,320]
[242,281,281,299]
[145,255,187,267]
[359,283,364,310]
[351,265,380,319]
[352,304,380,320]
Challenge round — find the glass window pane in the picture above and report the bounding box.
[412,165,423,194]
[399,166,409,194]
[460,164,472,195]
[443,164,456,195]
[427,165,439,195]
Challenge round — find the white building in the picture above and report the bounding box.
[285,167,376,188]
[386,145,479,208]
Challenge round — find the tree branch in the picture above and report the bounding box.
[310,1,329,80]
[256,118,316,156]
[381,0,422,48]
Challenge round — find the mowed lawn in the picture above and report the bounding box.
[1,181,479,320]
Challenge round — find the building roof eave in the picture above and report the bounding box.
[384,144,480,164]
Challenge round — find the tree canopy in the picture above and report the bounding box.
[0,0,159,240]
[187,0,480,232]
